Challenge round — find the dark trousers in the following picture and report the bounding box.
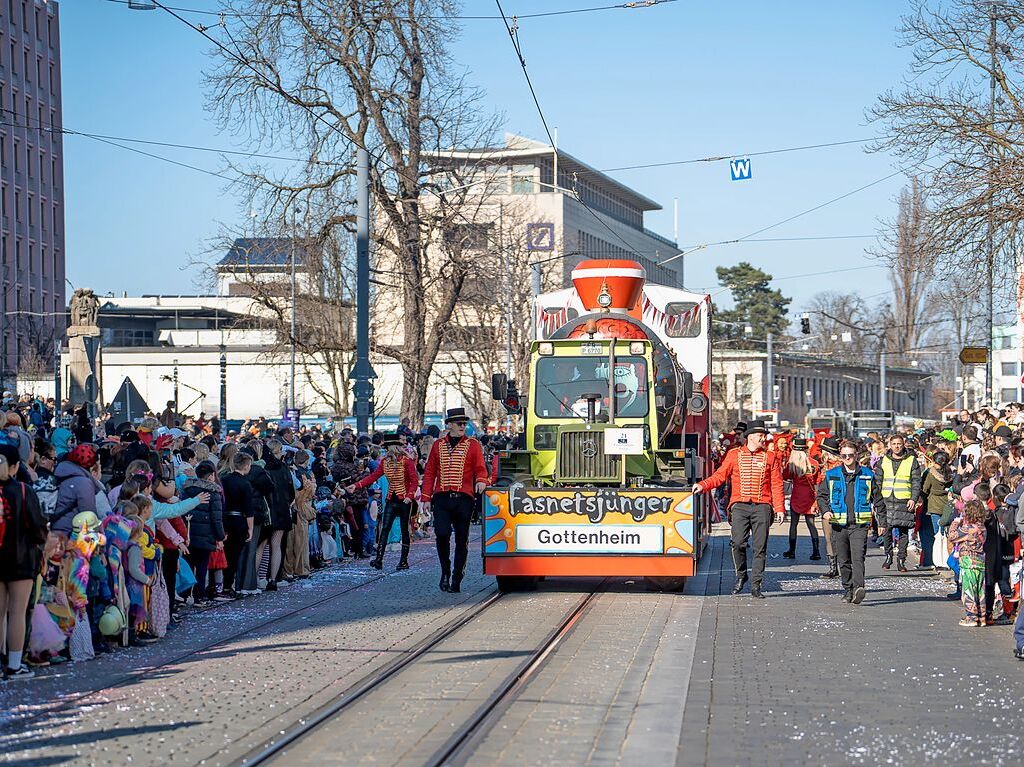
[730,502,771,586]
[162,548,180,611]
[832,524,868,590]
[919,515,938,567]
[883,525,909,561]
[788,513,819,541]
[186,547,213,600]
[223,515,249,593]
[433,492,474,583]
[237,521,263,591]
[985,560,1012,619]
[377,499,411,562]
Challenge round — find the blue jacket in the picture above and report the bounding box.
[819,465,877,526]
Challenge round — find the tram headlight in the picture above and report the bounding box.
[538,342,554,356]
[629,341,645,355]
[687,393,708,413]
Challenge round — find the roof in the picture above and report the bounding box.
[217,238,308,268]
[425,133,662,212]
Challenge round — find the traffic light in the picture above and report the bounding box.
[800,313,811,335]
[503,379,522,415]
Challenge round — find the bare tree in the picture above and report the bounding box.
[870,178,937,363]
[803,291,880,364]
[208,0,501,425]
[870,0,1024,292]
[209,229,355,415]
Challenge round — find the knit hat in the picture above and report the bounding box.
[0,443,20,466]
[67,443,99,469]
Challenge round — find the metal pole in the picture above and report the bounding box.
[987,4,997,405]
[219,343,228,421]
[880,350,887,411]
[765,332,773,411]
[552,127,558,192]
[502,204,512,376]
[354,146,372,434]
[53,342,61,414]
[532,262,542,337]
[290,207,298,410]
[173,358,179,415]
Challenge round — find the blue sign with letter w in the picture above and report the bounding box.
[729,157,752,181]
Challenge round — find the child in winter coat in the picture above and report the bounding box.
[949,499,987,627]
[125,506,158,645]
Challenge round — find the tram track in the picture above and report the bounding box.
[234,579,609,767]
[1,541,449,733]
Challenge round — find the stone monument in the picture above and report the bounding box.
[67,288,102,413]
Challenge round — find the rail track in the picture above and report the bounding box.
[232,580,609,767]
[0,541,450,733]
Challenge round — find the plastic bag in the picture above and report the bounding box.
[68,609,95,662]
[208,548,227,570]
[150,568,170,638]
[175,557,197,595]
[321,532,338,560]
[28,602,67,656]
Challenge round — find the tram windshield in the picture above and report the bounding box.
[534,356,649,419]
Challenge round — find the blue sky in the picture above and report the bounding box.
[63,0,913,310]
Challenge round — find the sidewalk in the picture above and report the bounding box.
[679,523,1023,766]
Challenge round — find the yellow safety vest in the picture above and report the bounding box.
[881,455,913,500]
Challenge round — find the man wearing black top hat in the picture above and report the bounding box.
[420,408,488,593]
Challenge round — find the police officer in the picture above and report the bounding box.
[816,440,882,604]
[874,433,922,571]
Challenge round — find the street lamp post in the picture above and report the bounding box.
[289,205,302,411]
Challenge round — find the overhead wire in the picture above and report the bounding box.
[100,0,679,21]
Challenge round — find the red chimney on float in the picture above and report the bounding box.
[570,259,646,313]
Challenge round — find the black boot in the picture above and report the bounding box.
[731,575,748,595]
[396,546,410,571]
[842,588,853,603]
[819,555,838,579]
[897,558,908,573]
[370,555,383,570]
[439,574,450,592]
[882,554,893,570]
[809,538,821,561]
[782,538,796,559]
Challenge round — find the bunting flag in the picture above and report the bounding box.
[642,294,710,336]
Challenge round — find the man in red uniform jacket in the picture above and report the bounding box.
[694,420,784,599]
[420,408,488,593]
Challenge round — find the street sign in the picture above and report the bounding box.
[729,157,752,181]
[959,346,989,364]
[281,407,300,429]
[526,222,555,251]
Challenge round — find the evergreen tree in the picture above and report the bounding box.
[712,262,791,350]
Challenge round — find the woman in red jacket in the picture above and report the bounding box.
[348,434,419,572]
[783,438,821,561]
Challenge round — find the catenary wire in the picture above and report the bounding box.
[100,0,678,21]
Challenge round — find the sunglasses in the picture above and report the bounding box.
[840,452,857,458]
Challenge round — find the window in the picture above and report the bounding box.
[510,164,536,194]
[1002,361,1018,377]
[443,222,492,250]
[664,301,700,338]
[1000,388,1018,404]
[534,356,649,419]
[105,329,155,347]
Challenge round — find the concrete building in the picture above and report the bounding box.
[430,133,682,286]
[711,349,935,431]
[0,0,64,381]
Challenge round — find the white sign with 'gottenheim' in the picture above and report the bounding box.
[515,525,663,554]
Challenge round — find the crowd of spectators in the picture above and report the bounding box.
[0,396,508,681]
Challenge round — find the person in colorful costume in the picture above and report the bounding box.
[694,420,785,599]
[420,408,488,594]
[350,433,419,572]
